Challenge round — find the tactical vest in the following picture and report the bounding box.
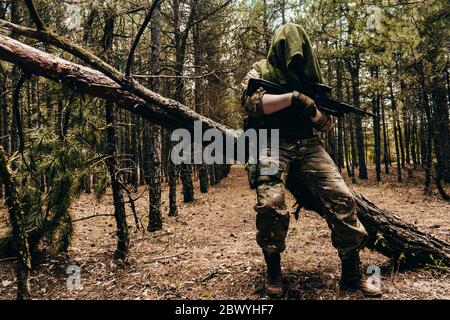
[258,107,314,141]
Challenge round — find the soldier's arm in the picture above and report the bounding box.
[241,69,331,125]
[241,69,293,118]
[261,93,293,115]
[240,69,265,126]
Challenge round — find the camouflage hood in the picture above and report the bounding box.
[253,23,324,89]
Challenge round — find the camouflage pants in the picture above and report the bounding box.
[255,137,368,260]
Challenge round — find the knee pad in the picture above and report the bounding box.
[330,193,357,215]
[255,205,290,254]
[256,182,286,210]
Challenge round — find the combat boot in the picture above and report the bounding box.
[263,251,283,296]
[340,252,382,298]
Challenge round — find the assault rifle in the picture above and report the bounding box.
[246,78,376,118]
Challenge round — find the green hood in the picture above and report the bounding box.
[254,23,324,88]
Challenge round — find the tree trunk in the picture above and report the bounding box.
[411,109,418,169]
[180,163,194,202]
[167,132,178,217]
[147,3,163,231]
[193,18,209,194]
[401,85,411,168]
[398,119,406,168]
[389,82,403,182]
[372,67,381,182]
[431,71,450,182]
[381,98,390,175]
[147,124,163,231]
[130,112,139,190]
[349,115,357,182]
[354,193,450,267]
[105,102,130,259]
[417,63,433,193]
[173,0,196,204]
[336,59,344,172]
[102,10,129,259]
[347,56,368,179]
[343,117,352,176]
[0,146,32,299]
[288,177,450,268]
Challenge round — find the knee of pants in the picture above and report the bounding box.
[339,196,357,217]
[322,192,358,224]
[256,182,286,209]
[254,203,290,254]
[255,182,290,254]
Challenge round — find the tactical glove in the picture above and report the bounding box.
[291,91,318,118]
[313,112,334,132]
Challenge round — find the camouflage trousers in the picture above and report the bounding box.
[255,137,368,260]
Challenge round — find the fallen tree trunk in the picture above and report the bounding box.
[288,177,450,267]
[0,34,238,139]
[0,34,448,268]
[355,193,450,267]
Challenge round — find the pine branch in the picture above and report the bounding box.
[125,0,163,77]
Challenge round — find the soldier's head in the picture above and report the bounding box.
[261,22,324,87]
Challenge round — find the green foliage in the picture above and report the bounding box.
[0,92,108,260]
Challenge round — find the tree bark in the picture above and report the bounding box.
[417,63,433,193]
[336,59,344,172]
[172,0,196,204]
[0,34,238,139]
[0,146,32,299]
[102,10,129,259]
[355,193,450,267]
[346,56,368,179]
[130,112,139,190]
[167,132,178,217]
[147,2,163,231]
[193,16,209,193]
[288,177,450,267]
[105,102,130,260]
[381,98,390,175]
[389,82,403,183]
[431,71,450,182]
[147,123,163,230]
[372,67,381,182]
[411,108,418,169]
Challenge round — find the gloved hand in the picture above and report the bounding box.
[291,91,318,118]
[313,112,334,132]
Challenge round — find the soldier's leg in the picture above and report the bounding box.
[255,180,290,255]
[255,150,290,295]
[292,143,367,258]
[292,142,381,297]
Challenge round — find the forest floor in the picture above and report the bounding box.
[0,165,449,300]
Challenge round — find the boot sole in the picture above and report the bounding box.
[341,284,383,298]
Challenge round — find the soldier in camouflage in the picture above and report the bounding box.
[241,23,382,297]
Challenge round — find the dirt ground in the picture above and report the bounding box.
[0,165,449,300]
